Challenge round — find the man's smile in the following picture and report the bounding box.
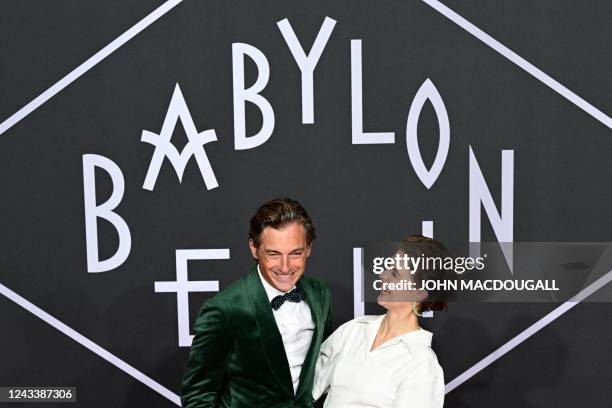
[272,270,297,281]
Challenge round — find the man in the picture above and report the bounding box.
[181,198,333,407]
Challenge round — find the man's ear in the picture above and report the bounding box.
[305,244,312,258]
[248,239,259,259]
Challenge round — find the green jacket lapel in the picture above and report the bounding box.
[244,267,294,397]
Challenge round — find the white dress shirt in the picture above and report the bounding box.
[258,266,315,394]
[313,314,444,408]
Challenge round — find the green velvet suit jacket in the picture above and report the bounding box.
[181,267,333,407]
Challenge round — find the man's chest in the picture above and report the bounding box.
[273,303,315,349]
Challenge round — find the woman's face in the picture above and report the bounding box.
[376,252,427,311]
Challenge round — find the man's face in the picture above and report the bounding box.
[249,222,311,293]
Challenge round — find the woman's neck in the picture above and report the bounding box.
[379,308,420,339]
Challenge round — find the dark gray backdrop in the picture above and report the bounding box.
[1,1,611,407]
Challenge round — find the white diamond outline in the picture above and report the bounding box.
[0,282,182,406]
[0,0,185,136]
[0,1,610,134]
[0,0,610,404]
[4,268,612,405]
[419,0,612,393]
[444,270,612,394]
[422,0,612,130]
[1,0,186,401]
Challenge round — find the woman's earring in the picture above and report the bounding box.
[412,301,423,317]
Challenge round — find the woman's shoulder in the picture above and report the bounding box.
[401,329,437,355]
[338,314,383,330]
[400,330,443,377]
[328,314,383,340]
[350,314,383,325]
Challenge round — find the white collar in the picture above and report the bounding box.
[358,314,433,353]
[257,264,297,302]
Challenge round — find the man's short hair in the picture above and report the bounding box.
[249,198,316,248]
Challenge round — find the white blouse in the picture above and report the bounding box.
[313,315,445,408]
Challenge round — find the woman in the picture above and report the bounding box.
[313,234,452,407]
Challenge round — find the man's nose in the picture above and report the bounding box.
[280,256,291,273]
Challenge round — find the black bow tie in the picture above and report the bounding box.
[270,287,305,310]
